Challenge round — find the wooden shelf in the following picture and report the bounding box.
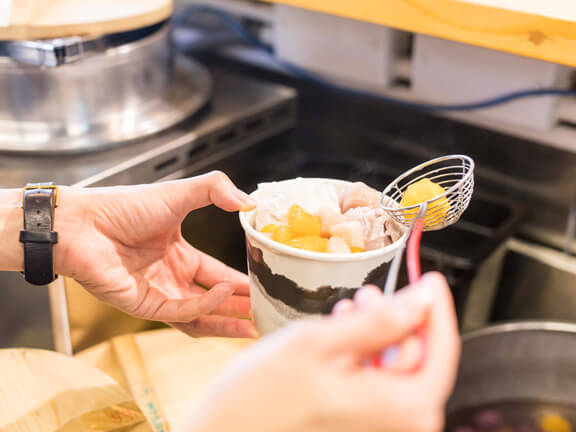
[267,0,576,67]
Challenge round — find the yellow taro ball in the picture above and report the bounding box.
[400,178,450,223]
[287,204,322,237]
[350,247,365,254]
[273,226,294,244]
[288,236,329,253]
[539,413,571,432]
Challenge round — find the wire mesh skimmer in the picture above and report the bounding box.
[380,154,475,294]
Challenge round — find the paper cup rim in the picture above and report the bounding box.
[238,178,406,263]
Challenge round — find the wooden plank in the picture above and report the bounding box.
[267,0,576,67]
[76,329,253,429]
[0,0,172,40]
[0,348,151,432]
[459,0,576,23]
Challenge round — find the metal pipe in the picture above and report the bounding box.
[48,278,73,356]
[563,188,576,256]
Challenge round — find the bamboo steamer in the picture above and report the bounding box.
[76,329,253,429]
[0,348,151,432]
[0,0,172,40]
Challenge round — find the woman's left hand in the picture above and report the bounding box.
[53,171,257,338]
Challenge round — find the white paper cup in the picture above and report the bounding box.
[239,178,406,335]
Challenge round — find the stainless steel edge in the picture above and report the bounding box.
[462,320,576,342]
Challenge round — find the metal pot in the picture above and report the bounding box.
[446,322,576,430]
[0,23,211,153]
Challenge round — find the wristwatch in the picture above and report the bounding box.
[19,183,59,285]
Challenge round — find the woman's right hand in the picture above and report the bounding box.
[181,272,460,432]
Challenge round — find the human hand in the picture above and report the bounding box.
[333,283,427,373]
[183,272,460,432]
[53,171,257,338]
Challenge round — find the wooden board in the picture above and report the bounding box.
[0,348,151,432]
[0,0,172,40]
[76,329,253,430]
[267,0,576,68]
[459,0,576,22]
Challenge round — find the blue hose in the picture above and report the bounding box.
[174,5,576,113]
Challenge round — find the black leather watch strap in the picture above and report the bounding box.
[20,183,59,285]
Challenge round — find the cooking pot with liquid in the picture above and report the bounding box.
[446,322,576,432]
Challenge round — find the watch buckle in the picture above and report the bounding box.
[21,185,60,208]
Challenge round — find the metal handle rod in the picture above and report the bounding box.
[379,204,427,369]
[48,278,73,356]
[383,238,406,296]
[383,203,427,296]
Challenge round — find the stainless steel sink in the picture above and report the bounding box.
[492,239,576,322]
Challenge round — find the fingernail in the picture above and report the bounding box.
[394,283,434,311]
[420,271,444,287]
[237,190,257,211]
[247,324,259,339]
[240,202,257,212]
[354,285,382,308]
[332,298,354,315]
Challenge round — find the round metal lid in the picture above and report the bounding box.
[0,0,172,41]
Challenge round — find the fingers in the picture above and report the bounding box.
[195,251,250,296]
[353,284,382,308]
[417,272,460,397]
[170,316,258,338]
[321,282,433,355]
[160,171,256,216]
[335,285,424,372]
[332,298,355,315]
[331,284,381,316]
[150,282,235,322]
[209,294,251,319]
[189,285,250,318]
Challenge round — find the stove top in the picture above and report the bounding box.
[0,67,297,188]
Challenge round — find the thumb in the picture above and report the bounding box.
[158,171,257,216]
[322,281,434,355]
